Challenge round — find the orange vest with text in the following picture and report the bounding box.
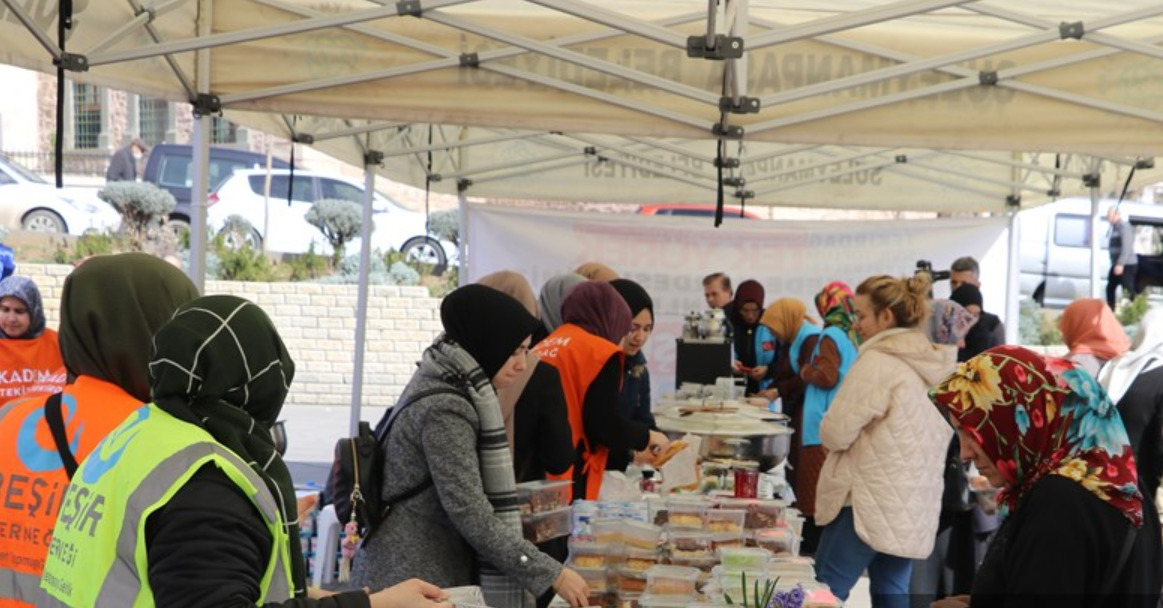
[0,330,66,401]
[0,376,143,607]
[533,323,624,501]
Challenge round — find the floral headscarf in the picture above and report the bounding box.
[928,299,977,346]
[930,345,1143,526]
[814,281,859,345]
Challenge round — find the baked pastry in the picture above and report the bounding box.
[648,579,696,595]
[708,521,741,533]
[653,440,688,467]
[618,575,647,593]
[668,513,703,527]
[624,558,655,572]
[573,555,606,568]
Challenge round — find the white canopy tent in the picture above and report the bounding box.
[3,0,1162,431]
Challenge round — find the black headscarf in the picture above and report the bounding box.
[60,253,199,401]
[442,284,540,379]
[949,283,1002,361]
[610,279,653,321]
[149,295,304,595]
[950,283,984,310]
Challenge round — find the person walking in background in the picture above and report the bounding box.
[0,275,65,398]
[949,283,1005,362]
[731,279,778,395]
[105,137,148,182]
[931,347,1162,608]
[355,285,590,607]
[1059,298,1131,376]
[813,274,955,608]
[1107,205,1138,310]
[0,254,199,607]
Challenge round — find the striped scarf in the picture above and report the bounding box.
[423,337,532,608]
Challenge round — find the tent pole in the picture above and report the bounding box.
[350,146,379,437]
[188,0,212,294]
[1005,206,1021,345]
[1089,169,1103,300]
[458,191,468,287]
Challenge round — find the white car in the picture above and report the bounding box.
[0,155,122,234]
[207,169,455,271]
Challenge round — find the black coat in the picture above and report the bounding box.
[513,362,575,483]
[1115,366,1163,508]
[958,312,1005,362]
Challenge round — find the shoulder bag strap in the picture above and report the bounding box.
[44,392,79,479]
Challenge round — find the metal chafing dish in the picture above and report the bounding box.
[653,399,793,468]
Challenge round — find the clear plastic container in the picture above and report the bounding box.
[521,506,571,543]
[646,565,701,596]
[666,530,714,559]
[712,566,770,605]
[766,556,816,579]
[754,528,798,556]
[577,567,612,593]
[616,568,650,594]
[592,518,625,545]
[666,554,718,573]
[623,520,663,550]
[515,480,573,515]
[638,594,694,608]
[713,498,786,530]
[710,531,745,551]
[617,591,644,608]
[647,496,669,527]
[622,547,661,573]
[717,547,772,572]
[572,500,601,539]
[665,500,708,529]
[705,509,746,533]
[569,541,617,569]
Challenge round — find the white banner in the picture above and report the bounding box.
[465,204,1010,401]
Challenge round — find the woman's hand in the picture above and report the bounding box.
[306,588,337,599]
[368,579,451,608]
[552,567,590,607]
[931,594,971,608]
[757,388,779,401]
[747,365,768,380]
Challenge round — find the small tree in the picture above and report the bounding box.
[98,182,176,250]
[305,198,370,264]
[428,209,459,246]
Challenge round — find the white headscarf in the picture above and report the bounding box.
[1098,307,1163,404]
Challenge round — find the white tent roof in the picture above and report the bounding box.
[1,0,1160,210]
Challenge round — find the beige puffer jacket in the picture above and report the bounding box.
[815,327,956,559]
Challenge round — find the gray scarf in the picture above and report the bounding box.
[422,336,532,608]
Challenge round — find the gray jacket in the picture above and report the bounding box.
[352,370,562,595]
[1111,218,1137,267]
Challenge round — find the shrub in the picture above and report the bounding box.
[428,209,459,246]
[98,182,176,249]
[286,243,330,281]
[305,199,369,264]
[211,236,279,281]
[53,231,118,264]
[315,253,419,286]
[1017,298,1063,346]
[1117,292,1150,327]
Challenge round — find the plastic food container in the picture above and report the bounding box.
[710,531,745,551]
[623,520,663,550]
[516,480,573,515]
[572,500,601,539]
[616,568,649,594]
[717,547,772,572]
[521,506,571,543]
[622,547,661,573]
[705,509,746,533]
[712,566,770,605]
[592,518,625,545]
[666,554,718,573]
[617,591,643,608]
[713,498,786,530]
[646,565,701,596]
[577,567,612,593]
[647,497,669,526]
[637,594,693,608]
[569,541,617,569]
[666,530,713,559]
[665,500,708,529]
[754,528,798,556]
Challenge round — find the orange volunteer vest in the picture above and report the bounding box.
[0,330,65,400]
[533,323,624,501]
[0,375,143,607]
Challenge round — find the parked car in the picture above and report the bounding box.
[0,154,121,235]
[1020,197,1163,307]
[142,143,288,229]
[207,169,455,272]
[637,203,761,219]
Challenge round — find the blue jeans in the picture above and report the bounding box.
[814,507,913,608]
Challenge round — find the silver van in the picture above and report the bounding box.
[1020,197,1163,307]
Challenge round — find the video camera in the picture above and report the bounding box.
[915,260,951,282]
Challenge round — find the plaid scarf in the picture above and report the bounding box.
[422,336,532,608]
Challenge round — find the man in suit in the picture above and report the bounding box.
[105,137,148,182]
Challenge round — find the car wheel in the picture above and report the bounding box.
[21,209,67,233]
[402,237,448,275]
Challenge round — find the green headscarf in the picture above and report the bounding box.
[59,253,199,401]
[149,295,304,596]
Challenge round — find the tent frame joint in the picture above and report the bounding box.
[397,0,423,18]
[1135,158,1155,170]
[190,93,221,119]
[714,156,741,169]
[1059,21,1085,40]
[720,96,760,114]
[735,189,755,200]
[459,52,480,68]
[712,123,744,140]
[134,5,157,24]
[364,150,385,167]
[456,178,473,193]
[895,154,908,164]
[978,70,998,86]
[1082,173,1101,188]
[687,34,743,60]
[292,133,315,144]
[1005,194,1022,208]
[722,176,746,188]
[54,52,89,73]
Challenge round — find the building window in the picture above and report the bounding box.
[211,116,237,144]
[73,83,102,149]
[138,98,169,146]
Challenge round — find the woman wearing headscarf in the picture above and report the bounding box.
[930,346,1162,608]
[0,254,198,608]
[1059,297,1131,376]
[41,295,448,608]
[795,282,861,556]
[1099,307,1163,527]
[533,273,587,345]
[534,281,669,500]
[575,262,619,282]
[478,271,574,484]
[759,298,820,499]
[0,275,65,398]
[812,275,954,608]
[609,279,656,472]
[730,280,778,395]
[355,285,589,608]
[949,284,1005,362]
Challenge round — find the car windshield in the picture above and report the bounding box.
[0,156,46,184]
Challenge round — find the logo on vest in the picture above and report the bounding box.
[16,393,83,473]
[81,406,150,485]
[533,335,572,359]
